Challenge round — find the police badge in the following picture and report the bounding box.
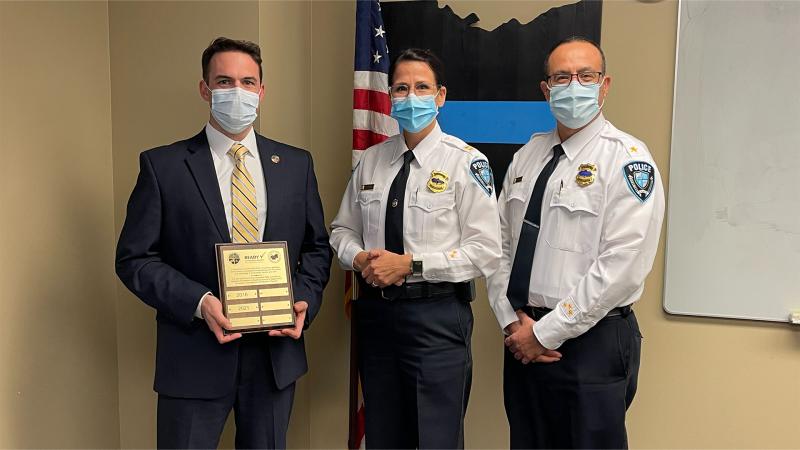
[427,170,449,193]
[469,158,494,196]
[576,163,597,187]
[623,161,655,202]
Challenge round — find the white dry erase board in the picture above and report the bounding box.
[664,0,800,323]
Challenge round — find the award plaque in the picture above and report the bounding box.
[215,241,295,333]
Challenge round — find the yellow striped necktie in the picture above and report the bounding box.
[228,143,259,243]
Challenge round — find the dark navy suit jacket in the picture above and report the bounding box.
[116,130,331,398]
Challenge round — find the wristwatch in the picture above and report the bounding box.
[411,254,423,276]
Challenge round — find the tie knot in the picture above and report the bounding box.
[229,143,249,162]
[403,150,415,164]
[552,144,565,159]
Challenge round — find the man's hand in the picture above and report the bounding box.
[361,249,412,288]
[268,301,308,340]
[504,311,562,364]
[201,294,242,344]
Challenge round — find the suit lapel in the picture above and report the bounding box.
[257,134,280,241]
[185,130,230,242]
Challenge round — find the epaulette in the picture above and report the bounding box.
[530,131,550,139]
[441,134,475,153]
[601,126,648,159]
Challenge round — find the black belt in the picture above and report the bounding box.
[525,305,632,321]
[358,278,474,302]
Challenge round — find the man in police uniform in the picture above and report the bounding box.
[487,37,665,448]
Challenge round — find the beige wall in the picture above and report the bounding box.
[307,1,359,447]
[2,1,798,448]
[0,1,120,448]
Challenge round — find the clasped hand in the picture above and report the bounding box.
[504,311,563,364]
[357,249,411,288]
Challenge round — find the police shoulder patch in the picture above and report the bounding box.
[469,157,494,196]
[622,160,656,202]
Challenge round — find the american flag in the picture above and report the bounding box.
[351,0,397,167]
[348,2,395,449]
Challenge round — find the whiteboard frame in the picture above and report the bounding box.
[662,0,794,324]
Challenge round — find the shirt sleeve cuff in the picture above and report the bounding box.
[491,297,519,333]
[419,251,446,280]
[340,243,365,271]
[195,292,211,319]
[533,312,567,350]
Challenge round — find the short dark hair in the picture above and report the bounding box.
[543,36,606,79]
[389,48,446,86]
[201,37,263,83]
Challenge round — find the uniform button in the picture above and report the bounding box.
[570,201,575,207]
[427,202,432,208]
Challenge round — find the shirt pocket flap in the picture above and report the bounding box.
[505,182,530,203]
[410,190,456,212]
[357,190,383,205]
[550,188,602,215]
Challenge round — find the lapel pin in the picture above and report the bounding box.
[271,155,280,164]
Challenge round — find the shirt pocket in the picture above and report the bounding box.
[356,189,384,240]
[544,186,603,253]
[408,189,457,246]
[504,181,531,239]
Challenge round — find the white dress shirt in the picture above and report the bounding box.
[330,123,502,283]
[196,123,268,318]
[487,114,665,349]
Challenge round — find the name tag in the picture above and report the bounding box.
[360,184,374,191]
[513,176,524,184]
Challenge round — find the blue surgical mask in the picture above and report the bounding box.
[548,80,602,129]
[391,94,438,133]
[206,84,260,134]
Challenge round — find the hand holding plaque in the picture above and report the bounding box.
[201,294,242,344]
[216,242,296,333]
[268,300,307,339]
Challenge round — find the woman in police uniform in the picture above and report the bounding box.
[330,49,502,449]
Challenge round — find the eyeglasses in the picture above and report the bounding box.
[546,71,603,88]
[389,82,440,99]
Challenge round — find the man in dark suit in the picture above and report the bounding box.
[116,37,331,449]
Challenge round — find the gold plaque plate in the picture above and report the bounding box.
[215,241,295,333]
